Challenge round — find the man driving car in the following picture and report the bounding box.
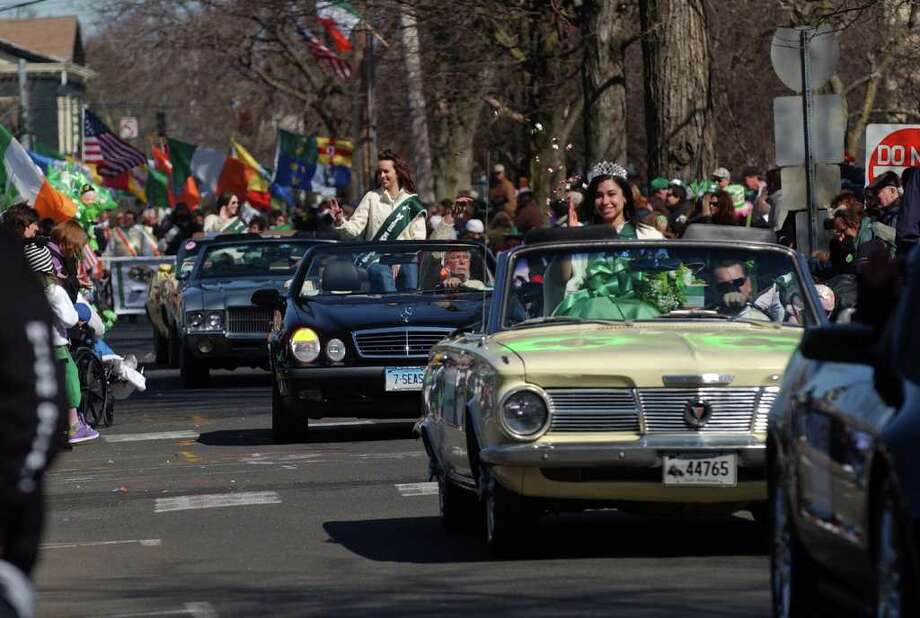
[440,249,486,290]
[712,260,770,320]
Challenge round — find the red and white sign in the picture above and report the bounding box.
[865,124,920,184]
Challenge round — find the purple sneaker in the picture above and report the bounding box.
[68,423,100,444]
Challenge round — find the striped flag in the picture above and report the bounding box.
[296,26,352,80]
[83,110,146,177]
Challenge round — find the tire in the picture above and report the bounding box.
[167,327,180,369]
[153,326,169,365]
[874,476,914,618]
[438,472,475,532]
[271,381,308,443]
[770,465,817,617]
[483,477,531,557]
[179,343,209,388]
[74,347,108,428]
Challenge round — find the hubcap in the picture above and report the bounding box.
[772,484,793,618]
[877,498,902,618]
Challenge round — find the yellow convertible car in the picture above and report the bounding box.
[417,231,827,553]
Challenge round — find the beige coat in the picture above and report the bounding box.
[335,189,427,241]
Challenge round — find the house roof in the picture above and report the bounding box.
[0,16,83,64]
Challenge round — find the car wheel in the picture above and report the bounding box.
[770,466,816,617]
[179,344,209,388]
[271,381,308,443]
[875,477,913,618]
[483,479,530,557]
[438,472,474,532]
[153,327,169,365]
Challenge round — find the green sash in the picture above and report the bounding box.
[221,217,246,234]
[371,195,426,241]
[618,222,637,239]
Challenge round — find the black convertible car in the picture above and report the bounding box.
[252,240,494,442]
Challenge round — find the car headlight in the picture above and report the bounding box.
[206,311,223,330]
[187,311,203,328]
[500,388,550,439]
[326,338,346,362]
[290,328,320,364]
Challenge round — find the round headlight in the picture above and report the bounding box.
[501,389,549,438]
[290,328,320,363]
[207,312,223,329]
[326,338,346,362]
[188,311,203,328]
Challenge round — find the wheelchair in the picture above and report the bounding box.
[69,324,115,428]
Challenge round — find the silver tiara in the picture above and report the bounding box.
[587,161,628,183]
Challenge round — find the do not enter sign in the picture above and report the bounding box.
[865,124,920,184]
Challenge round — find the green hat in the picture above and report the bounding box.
[724,184,746,209]
[650,177,669,191]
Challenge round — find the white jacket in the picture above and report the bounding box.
[335,189,427,241]
[45,284,78,346]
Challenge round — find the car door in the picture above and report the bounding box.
[792,360,894,582]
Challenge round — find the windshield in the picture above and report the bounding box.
[503,244,816,328]
[197,241,311,279]
[298,245,493,297]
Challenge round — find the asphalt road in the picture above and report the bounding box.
[34,317,775,617]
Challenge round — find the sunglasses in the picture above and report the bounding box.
[715,277,746,293]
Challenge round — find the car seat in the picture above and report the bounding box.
[322,259,363,293]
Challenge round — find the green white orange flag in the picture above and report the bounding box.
[317,1,361,53]
[0,124,76,221]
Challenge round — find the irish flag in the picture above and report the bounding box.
[0,125,76,221]
[317,1,361,53]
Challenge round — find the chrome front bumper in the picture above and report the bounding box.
[479,434,765,468]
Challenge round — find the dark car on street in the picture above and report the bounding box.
[174,234,331,387]
[252,240,494,442]
[768,247,920,617]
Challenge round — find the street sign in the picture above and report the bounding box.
[119,116,139,140]
[770,24,839,92]
[779,164,841,212]
[865,124,920,184]
[774,95,845,166]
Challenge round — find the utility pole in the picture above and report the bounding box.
[799,28,818,255]
[364,24,378,192]
[399,6,434,204]
[17,59,31,149]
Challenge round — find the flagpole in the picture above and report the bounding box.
[80,102,86,164]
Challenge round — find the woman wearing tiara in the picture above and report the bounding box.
[572,161,664,239]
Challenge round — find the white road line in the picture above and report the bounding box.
[41,538,162,550]
[154,491,281,513]
[91,602,216,618]
[105,430,200,443]
[396,482,439,497]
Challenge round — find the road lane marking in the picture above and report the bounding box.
[41,538,162,550]
[396,482,439,497]
[92,602,216,618]
[154,491,281,513]
[105,430,200,443]
[180,450,202,463]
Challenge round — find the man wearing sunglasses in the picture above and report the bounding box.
[712,260,770,320]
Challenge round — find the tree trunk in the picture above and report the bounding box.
[639,0,715,180]
[432,91,485,201]
[581,0,632,170]
[399,7,435,204]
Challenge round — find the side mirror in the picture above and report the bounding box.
[251,288,284,309]
[800,325,876,364]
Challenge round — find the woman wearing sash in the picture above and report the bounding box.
[329,149,427,292]
[203,194,246,234]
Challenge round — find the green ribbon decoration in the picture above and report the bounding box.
[554,257,661,320]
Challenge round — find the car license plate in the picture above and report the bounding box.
[384,367,425,392]
[663,453,737,486]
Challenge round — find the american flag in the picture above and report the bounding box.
[83,110,146,177]
[296,26,352,80]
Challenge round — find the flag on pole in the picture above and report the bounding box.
[216,141,271,210]
[166,138,227,198]
[144,168,170,209]
[83,110,146,177]
[316,136,353,187]
[317,1,361,53]
[272,129,317,192]
[296,26,352,79]
[0,125,76,221]
[230,140,270,193]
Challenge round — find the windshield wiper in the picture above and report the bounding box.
[509,316,618,329]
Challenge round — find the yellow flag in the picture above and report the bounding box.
[231,140,269,193]
[316,137,353,168]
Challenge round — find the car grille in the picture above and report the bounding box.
[227,306,273,335]
[352,327,454,358]
[546,389,640,433]
[544,387,777,434]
